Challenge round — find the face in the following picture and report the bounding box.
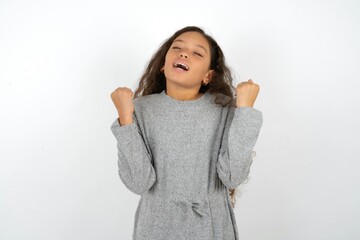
[163,31,213,89]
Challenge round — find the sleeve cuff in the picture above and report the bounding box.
[233,106,263,129]
[110,118,138,138]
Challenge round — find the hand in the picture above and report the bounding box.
[235,79,260,107]
[110,87,134,125]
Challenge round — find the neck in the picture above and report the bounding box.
[165,89,203,101]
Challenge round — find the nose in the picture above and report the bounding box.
[179,52,188,59]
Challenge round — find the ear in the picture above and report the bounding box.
[160,66,164,72]
[203,70,214,84]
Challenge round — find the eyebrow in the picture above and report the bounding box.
[173,39,208,54]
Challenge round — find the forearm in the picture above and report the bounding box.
[117,111,133,126]
[110,118,156,195]
[217,107,263,189]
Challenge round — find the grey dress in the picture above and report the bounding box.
[110,90,263,240]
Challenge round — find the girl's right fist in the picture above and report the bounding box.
[110,87,134,125]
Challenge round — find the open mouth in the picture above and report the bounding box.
[173,62,189,71]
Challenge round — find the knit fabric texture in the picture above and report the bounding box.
[110,90,263,240]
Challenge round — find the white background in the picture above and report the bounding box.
[1,0,359,239]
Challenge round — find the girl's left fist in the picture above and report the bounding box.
[235,79,260,107]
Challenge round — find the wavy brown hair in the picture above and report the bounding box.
[133,26,242,208]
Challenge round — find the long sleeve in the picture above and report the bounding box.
[216,106,263,189]
[110,114,156,195]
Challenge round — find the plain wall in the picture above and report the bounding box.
[1,0,359,239]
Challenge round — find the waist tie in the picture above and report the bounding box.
[172,198,209,217]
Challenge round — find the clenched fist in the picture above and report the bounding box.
[235,79,260,108]
[110,87,134,126]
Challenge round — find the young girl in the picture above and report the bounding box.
[110,26,263,240]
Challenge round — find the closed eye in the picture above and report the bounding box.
[194,52,203,57]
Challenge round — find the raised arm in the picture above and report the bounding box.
[110,87,156,195]
[217,79,263,188]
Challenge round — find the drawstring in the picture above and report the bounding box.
[172,199,209,217]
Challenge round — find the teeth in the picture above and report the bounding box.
[173,62,189,71]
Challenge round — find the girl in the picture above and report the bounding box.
[110,26,263,240]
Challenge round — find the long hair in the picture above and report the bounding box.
[133,26,241,208]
